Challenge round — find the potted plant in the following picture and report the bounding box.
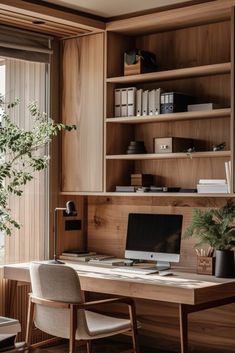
[0,95,76,235]
[184,199,235,278]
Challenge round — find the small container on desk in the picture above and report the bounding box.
[197,256,215,275]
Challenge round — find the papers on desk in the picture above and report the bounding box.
[59,253,121,263]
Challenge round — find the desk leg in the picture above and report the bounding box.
[6,280,18,317]
[179,304,188,353]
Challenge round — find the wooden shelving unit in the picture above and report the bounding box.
[104,17,232,194]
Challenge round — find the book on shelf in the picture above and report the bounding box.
[115,87,136,117]
[198,179,226,184]
[187,103,218,111]
[59,254,114,262]
[197,181,228,193]
[59,254,98,262]
[116,186,136,192]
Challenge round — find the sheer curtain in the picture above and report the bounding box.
[4,57,49,263]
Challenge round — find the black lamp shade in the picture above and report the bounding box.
[65,201,77,216]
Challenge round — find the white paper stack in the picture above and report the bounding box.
[197,179,228,193]
[225,161,232,193]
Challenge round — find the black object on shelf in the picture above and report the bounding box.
[160,92,194,114]
[126,141,146,154]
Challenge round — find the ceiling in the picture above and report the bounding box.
[42,0,194,18]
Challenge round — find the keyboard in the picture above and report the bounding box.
[113,267,159,275]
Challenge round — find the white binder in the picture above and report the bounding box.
[155,88,162,115]
[121,88,128,117]
[127,87,136,116]
[149,89,155,115]
[142,90,149,116]
[136,89,143,116]
[114,89,121,117]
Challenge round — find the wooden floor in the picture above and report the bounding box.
[8,339,231,353]
[10,339,171,353]
[32,342,167,353]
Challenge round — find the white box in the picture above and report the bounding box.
[0,316,21,352]
[187,103,216,111]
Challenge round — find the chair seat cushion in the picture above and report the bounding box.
[83,310,131,338]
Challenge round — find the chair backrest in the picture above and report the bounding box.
[30,263,83,303]
[29,263,87,339]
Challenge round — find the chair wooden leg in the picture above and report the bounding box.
[25,295,35,348]
[129,302,139,353]
[69,304,77,353]
[86,340,92,353]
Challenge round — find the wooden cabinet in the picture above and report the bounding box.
[61,33,104,192]
[105,13,233,195]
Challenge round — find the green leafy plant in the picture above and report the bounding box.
[0,94,76,235]
[184,199,235,250]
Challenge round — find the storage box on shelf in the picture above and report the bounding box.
[105,18,232,195]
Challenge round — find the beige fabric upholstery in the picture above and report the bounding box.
[30,263,132,340]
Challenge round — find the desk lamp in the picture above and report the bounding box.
[51,200,77,264]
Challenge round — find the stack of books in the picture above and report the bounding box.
[197,179,228,193]
[59,251,97,262]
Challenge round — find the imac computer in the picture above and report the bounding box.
[125,213,183,271]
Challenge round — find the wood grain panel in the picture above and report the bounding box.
[136,21,230,71]
[106,0,234,35]
[57,195,87,255]
[61,34,104,192]
[87,196,233,270]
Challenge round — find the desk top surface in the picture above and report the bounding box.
[3,261,235,305]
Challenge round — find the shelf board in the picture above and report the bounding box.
[106,108,231,124]
[60,191,233,198]
[106,151,231,161]
[106,63,231,84]
[105,192,231,197]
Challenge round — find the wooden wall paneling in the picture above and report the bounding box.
[61,33,104,192]
[135,117,230,152]
[136,157,229,189]
[139,74,231,108]
[106,160,134,192]
[136,21,230,71]
[87,196,235,352]
[87,196,233,268]
[106,0,235,35]
[49,39,61,260]
[231,7,235,193]
[57,195,87,255]
[106,123,135,155]
[106,32,134,78]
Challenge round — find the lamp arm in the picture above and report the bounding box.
[53,207,66,261]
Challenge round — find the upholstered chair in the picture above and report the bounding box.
[26,263,139,353]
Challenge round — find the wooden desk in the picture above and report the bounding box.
[3,261,235,353]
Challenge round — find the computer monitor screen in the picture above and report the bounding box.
[125,213,183,269]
